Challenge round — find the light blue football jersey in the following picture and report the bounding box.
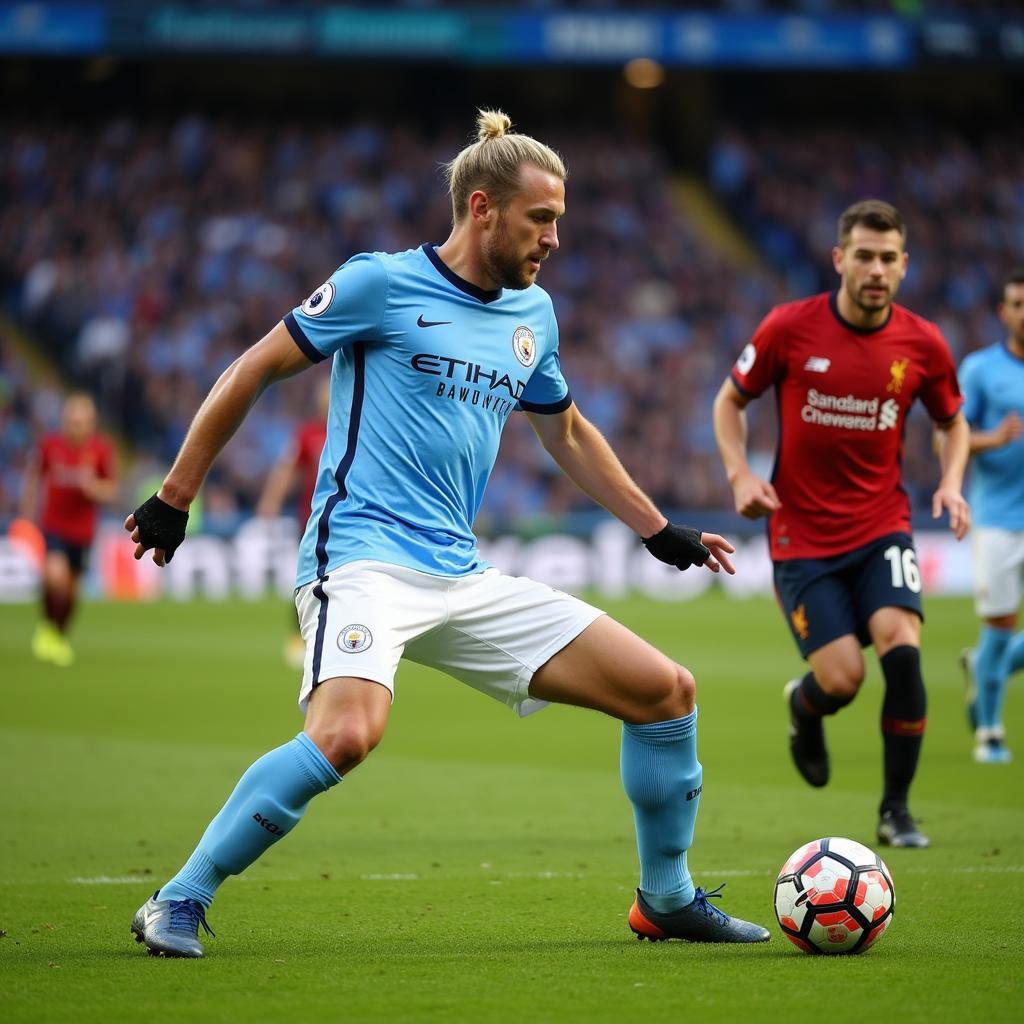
[284,244,571,585]
[959,342,1024,530]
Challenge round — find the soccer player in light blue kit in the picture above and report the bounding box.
[959,269,1024,764]
[124,111,770,957]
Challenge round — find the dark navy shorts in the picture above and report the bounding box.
[773,532,924,659]
[44,532,89,575]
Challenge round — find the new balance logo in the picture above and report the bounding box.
[253,812,285,836]
[804,356,831,373]
[417,314,451,328]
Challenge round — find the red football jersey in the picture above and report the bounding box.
[37,432,117,545]
[731,292,962,561]
[293,418,327,527]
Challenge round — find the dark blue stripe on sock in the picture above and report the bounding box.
[311,577,329,685]
[314,342,366,576]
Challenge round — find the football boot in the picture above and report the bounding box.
[131,891,214,958]
[784,679,829,787]
[974,729,1013,764]
[628,885,770,944]
[877,807,930,848]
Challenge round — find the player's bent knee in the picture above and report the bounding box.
[634,662,695,723]
[674,663,697,711]
[816,666,863,700]
[305,720,383,774]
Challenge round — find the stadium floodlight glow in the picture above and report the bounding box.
[623,57,664,89]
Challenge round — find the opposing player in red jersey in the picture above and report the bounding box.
[255,379,329,668]
[20,392,118,666]
[713,200,970,848]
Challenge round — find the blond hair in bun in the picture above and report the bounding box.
[445,109,566,222]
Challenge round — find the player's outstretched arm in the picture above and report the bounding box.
[712,379,781,519]
[967,411,1024,455]
[931,411,971,541]
[525,404,734,574]
[125,321,313,566]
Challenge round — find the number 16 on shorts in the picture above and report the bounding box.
[883,544,921,592]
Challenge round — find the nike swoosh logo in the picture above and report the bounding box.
[417,315,452,328]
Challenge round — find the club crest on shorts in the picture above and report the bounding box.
[338,624,372,653]
[512,325,537,367]
[301,280,335,318]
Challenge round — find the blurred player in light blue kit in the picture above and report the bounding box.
[123,110,770,957]
[959,269,1024,764]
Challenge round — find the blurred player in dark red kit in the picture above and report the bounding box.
[256,378,329,668]
[21,392,118,666]
[713,199,970,848]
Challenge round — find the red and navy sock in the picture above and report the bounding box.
[43,585,73,633]
[879,645,927,814]
[789,671,854,719]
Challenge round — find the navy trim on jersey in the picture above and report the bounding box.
[729,372,756,399]
[519,391,573,415]
[828,291,892,335]
[314,343,367,574]
[310,576,329,684]
[284,312,327,364]
[421,243,502,304]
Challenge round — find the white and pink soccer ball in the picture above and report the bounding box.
[774,837,895,954]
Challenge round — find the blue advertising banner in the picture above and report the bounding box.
[531,13,911,67]
[1,4,1020,68]
[0,3,105,53]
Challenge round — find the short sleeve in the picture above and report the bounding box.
[519,306,572,414]
[284,253,388,363]
[958,353,983,426]
[919,327,963,424]
[730,308,786,398]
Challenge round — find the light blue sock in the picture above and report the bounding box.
[1004,631,1024,676]
[158,732,341,907]
[621,709,701,913]
[976,627,1012,730]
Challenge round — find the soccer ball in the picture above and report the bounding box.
[774,837,895,954]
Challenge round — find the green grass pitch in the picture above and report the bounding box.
[1,591,1021,1023]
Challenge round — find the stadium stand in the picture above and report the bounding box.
[1,115,1021,529]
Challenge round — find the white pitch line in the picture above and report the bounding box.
[69,876,153,885]
[64,864,1024,884]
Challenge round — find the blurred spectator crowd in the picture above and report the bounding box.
[1,113,1021,535]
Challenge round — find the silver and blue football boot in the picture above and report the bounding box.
[131,891,214,958]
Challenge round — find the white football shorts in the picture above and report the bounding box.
[971,526,1024,618]
[294,560,605,717]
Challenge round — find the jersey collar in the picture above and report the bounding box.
[1002,340,1024,364]
[421,244,502,304]
[829,290,892,335]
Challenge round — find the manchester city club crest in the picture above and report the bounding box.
[512,325,537,367]
[337,624,373,653]
[301,280,336,318]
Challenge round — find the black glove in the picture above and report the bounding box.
[642,523,710,571]
[132,493,189,563]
